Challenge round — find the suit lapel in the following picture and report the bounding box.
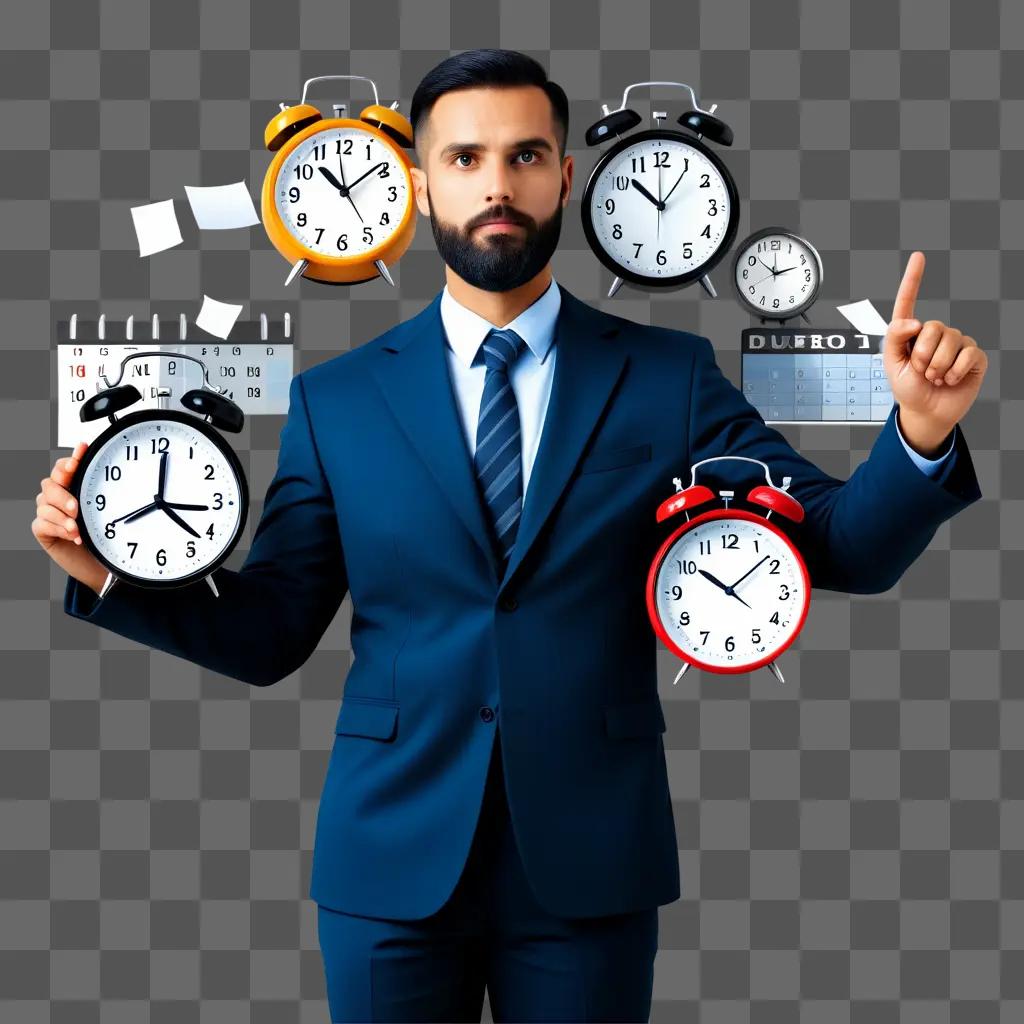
[369,282,627,595]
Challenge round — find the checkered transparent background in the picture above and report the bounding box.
[1,0,1020,1020]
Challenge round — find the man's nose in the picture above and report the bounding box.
[484,162,514,204]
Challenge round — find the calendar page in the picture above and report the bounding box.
[740,327,893,424]
[56,317,294,448]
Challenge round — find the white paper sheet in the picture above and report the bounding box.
[196,294,244,340]
[835,298,891,337]
[184,182,260,230]
[130,199,183,257]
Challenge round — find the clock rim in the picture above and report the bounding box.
[730,225,824,321]
[645,506,811,674]
[261,116,416,282]
[580,127,741,290]
[70,408,250,590]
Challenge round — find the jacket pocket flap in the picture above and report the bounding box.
[336,696,399,741]
[604,698,666,738]
[579,442,652,475]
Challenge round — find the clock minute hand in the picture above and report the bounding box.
[728,555,770,591]
[163,502,209,511]
[116,500,160,525]
[158,501,200,538]
[661,169,687,204]
[698,567,753,611]
[346,162,386,191]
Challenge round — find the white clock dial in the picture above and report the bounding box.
[734,230,821,317]
[654,517,805,669]
[275,127,409,258]
[587,137,733,278]
[79,419,243,583]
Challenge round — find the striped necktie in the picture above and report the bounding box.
[473,327,526,573]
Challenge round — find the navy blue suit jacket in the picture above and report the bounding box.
[65,282,982,920]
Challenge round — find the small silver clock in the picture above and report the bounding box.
[731,227,823,324]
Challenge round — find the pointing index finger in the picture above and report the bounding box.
[892,250,925,322]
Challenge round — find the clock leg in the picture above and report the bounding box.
[374,259,396,287]
[204,574,220,598]
[766,660,786,685]
[699,274,717,299]
[284,258,309,286]
[606,275,624,299]
[98,571,117,599]
[672,661,691,685]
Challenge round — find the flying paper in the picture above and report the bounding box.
[130,199,183,257]
[196,294,244,340]
[184,182,260,230]
[835,298,890,337]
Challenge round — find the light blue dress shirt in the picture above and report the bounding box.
[439,276,957,488]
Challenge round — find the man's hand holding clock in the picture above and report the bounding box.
[883,251,988,458]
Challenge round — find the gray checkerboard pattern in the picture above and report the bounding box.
[0,0,1017,1020]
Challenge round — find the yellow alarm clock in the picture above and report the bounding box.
[262,75,417,287]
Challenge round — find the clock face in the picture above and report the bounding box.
[651,514,808,671]
[583,130,737,285]
[76,415,245,585]
[733,229,821,318]
[274,126,410,259]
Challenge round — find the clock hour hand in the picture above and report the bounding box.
[115,500,160,525]
[158,501,200,538]
[630,178,665,211]
[317,166,348,194]
[163,502,210,511]
[346,162,386,191]
[698,567,753,610]
[336,157,364,223]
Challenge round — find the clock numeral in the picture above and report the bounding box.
[293,163,313,179]
[680,559,697,575]
[700,225,711,238]
[150,437,169,454]
[206,523,215,539]
[708,199,718,216]
[95,494,106,510]
[288,187,300,203]
[379,212,390,227]
[366,143,372,159]
[312,143,326,160]
[125,445,138,461]
[186,540,196,557]
[377,164,390,178]
[315,227,325,245]
[683,242,693,259]
[104,465,121,481]
[725,636,735,652]
[699,630,710,645]
[656,249,666,266]
[336,138,353,155]
[670,585,683,600]
[127,541,137,559]
[337,233,348,251]
[204,465,214,480]
[700,173,710,188]
[604,198,615,215]
[612,224,622,240]
[779,584,790,600]
[699,538,710,555]
[770,611,780,624]
[769,559,780,574]
[614,175,629,190]
[104,522,116,539]
[212,492,223,510]
[653,150,670,168]
[156,548,167,567]
[752,629,761,644]
[631,155,646,173]
[363,226,374,245]
[772,298,780,308]
[679,610,690,626]
[297,212,306,227]
[633,242,643,259]
[388,186,397,202]
[770,240,781,250]
[722,533,738,548]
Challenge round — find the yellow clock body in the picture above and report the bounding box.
[261,103,416,285]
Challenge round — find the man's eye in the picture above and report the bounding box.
[455,154,473,167]
[517,150,539,163]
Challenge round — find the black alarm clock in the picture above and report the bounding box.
[70,352,248,599]
[580,80,740,299]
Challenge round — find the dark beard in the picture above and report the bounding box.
[426,191,563,293]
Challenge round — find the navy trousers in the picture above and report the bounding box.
[317,725,659,1022]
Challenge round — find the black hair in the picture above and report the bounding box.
[410,48,569,159]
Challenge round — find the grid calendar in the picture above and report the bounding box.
[0,2,1014,1022]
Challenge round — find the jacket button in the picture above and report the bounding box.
[479,706,495,723]
[499,595,518,612]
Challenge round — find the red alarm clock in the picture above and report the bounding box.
[645,455,810,685]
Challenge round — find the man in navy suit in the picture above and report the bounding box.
[37,48,986,1023]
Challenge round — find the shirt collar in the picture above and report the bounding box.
[440,276,561,369]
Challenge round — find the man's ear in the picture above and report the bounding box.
[410,165,430,217]
[561,154,574,207]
